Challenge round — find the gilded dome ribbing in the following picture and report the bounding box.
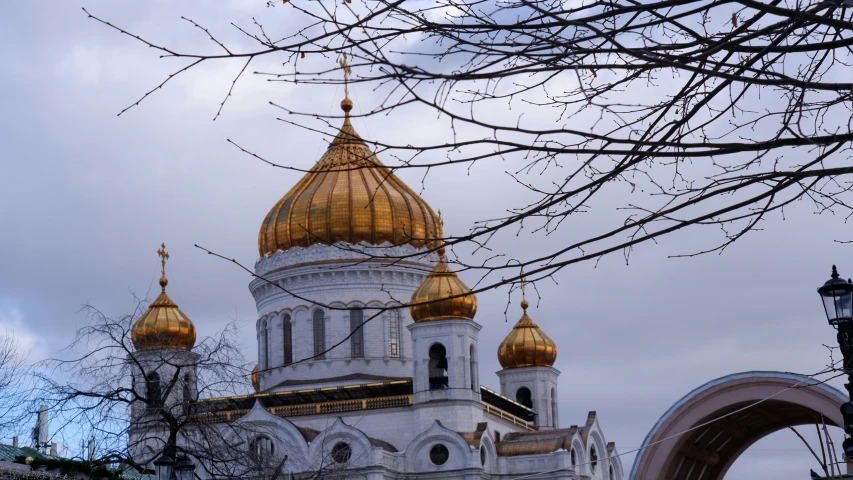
[410,249,478,322]
[497,300,556,369]
[258,103,442,256]
[131,244,197,352]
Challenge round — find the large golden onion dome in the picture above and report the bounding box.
[410,249,478,322]
[497,298,557,369]
[258,98,442,257]
[131,244,197,352]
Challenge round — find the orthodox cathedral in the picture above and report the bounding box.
[127,92,623,479]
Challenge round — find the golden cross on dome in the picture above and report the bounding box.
[339,53,352,100]
[156,243,170,292]
[157,243,169,277]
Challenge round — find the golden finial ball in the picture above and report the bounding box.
[521,299,529,310]
[341,98,353,112]
[437,247,446,257]
[159,277,168,289]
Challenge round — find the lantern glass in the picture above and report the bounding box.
[818,266,853,326]
[154,455,175,480]
[175,458,195,480]
[823,288,853,325]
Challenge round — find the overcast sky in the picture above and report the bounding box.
[2,2,852,478]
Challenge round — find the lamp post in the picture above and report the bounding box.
[817,265,853,459]
[154,455,195,480]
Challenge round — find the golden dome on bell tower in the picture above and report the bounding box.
[131,244,197,352]
[410,248,478,322]
[258,87,442,257]
[497,294,557,369]
[251,364,260,392]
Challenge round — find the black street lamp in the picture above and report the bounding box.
[154,455,175,480]
[817,265,853,459]
[175,457,196,480]
[154,455,195,480]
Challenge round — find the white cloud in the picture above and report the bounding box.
[0,299,47,363]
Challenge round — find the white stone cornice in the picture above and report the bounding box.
[254,242,437,276]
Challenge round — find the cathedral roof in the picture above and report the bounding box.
[410,248,478,322]
[496,298,557,369]
[257,98,442,257]
[131,244,196,352]
[496,426,577,456]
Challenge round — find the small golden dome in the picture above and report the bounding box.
[258,102,442,256]
[251,364,260,392]
[497,301,557,369]
[410,250,478,322]
[131,244,197,352]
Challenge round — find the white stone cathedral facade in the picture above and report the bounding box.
[128,96,623,480]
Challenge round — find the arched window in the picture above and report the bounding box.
[570,448,576,467]
[249,435,274,462]
[182,373,194,414]
[388,310,401,358]
[145,372,162,407]
[590,445,598,473]
[259,319,268,370]
[350,308,364,358]
[313,310,326,359]
[428,343,448,390]
[551,387,557,427]
[609,465,614,480]
[282,314,292,365]
[469,344,476,391]
[516,387,533,409]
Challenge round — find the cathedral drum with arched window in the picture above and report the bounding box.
[247,100,442,393]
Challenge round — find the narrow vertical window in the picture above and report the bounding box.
[282,314,292,365]
[313,309,325,359]
[350,309,364,358]
[261,320,269,369]
[516,387,533,409]
[183,373,194,415]
[250,435,274,462]
[469,344,476,390]
[428,344,449,390]
[145,372,162,407]
[388,310,401,358]
[551,387,557,427]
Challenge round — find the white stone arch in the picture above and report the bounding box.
[225,401,311,473]
[512,384,534,409]
[478,426,499,474]
[570,437,586,473]
[426,339,449,352]
[403,421,475,472]
[291,305,310,320]
[608,448,625,480]
[306,417,375,472]
[426,340,450,388]
[588,428,608,479]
